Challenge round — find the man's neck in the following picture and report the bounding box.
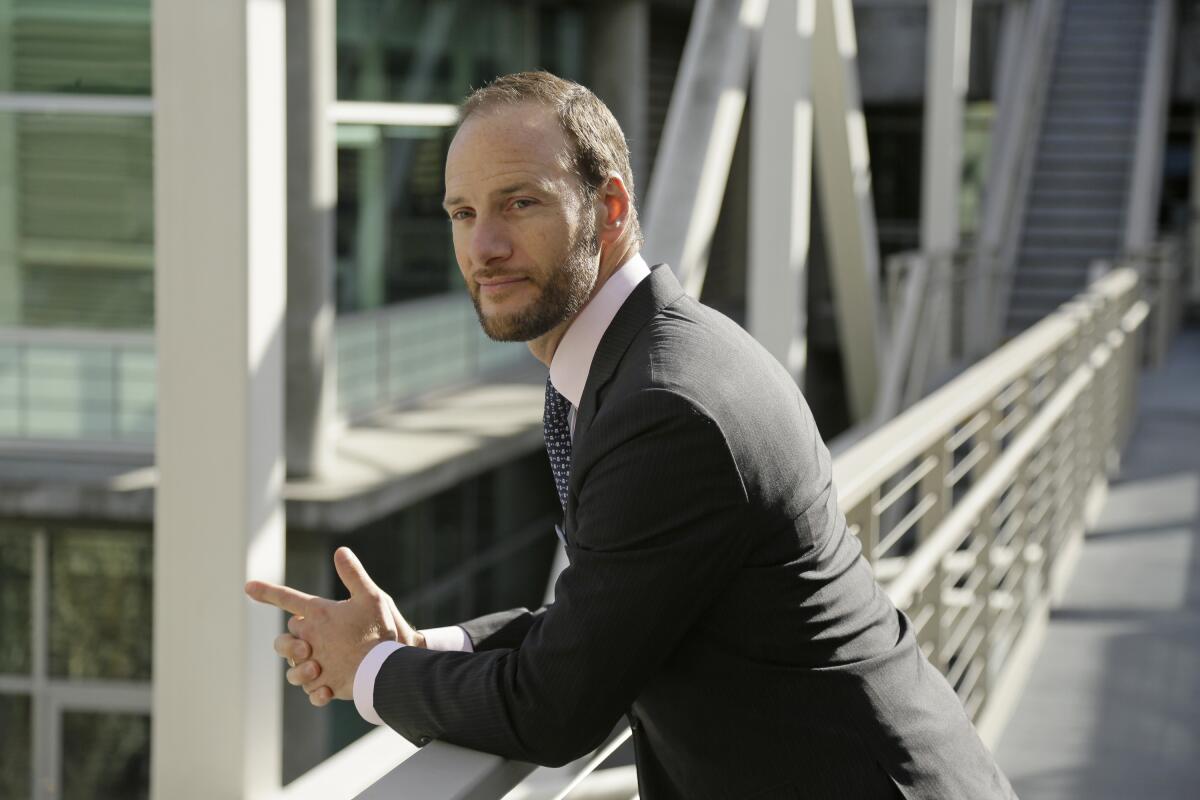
[528,241,640,366]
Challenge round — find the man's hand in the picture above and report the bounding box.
[245,547,423,706]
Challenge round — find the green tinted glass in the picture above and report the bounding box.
[0,111,154,329]
[336,0,538,104]
[61,711,150,800]
[0,693,31,799]
[0,0,152,96]
[0,526,33,674]
[49,528,152,680]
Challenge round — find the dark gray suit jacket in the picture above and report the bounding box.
[374,265,1016,800]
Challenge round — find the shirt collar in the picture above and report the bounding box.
[549,252,651,407]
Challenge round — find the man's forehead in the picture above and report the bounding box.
[444,104,572,191]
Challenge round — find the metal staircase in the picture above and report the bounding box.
[1006,0,1153,335]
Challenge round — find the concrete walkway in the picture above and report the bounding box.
[995,327,1200,799]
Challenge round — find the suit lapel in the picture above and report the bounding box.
[572,264,685,439]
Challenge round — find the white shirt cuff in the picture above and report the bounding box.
[352,628,473,726]
[421,625,474,652]
[353,641,403,726]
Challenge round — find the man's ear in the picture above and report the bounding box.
[595,174,631,245]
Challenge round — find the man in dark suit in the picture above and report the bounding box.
[247,71,1016,799]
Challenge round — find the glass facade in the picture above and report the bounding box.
[0,526,32,674]
[333,0,586,313]
[49,527,153,681]
[0,1,155,332]
[0,522,153,799]
[0,693,31,799]
[61,711,151,800]
[0,0,152,96]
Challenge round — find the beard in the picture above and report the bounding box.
[470,215,600,342]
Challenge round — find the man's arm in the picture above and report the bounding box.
[370,389,751,766]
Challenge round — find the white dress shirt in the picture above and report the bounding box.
[353,252,653,726]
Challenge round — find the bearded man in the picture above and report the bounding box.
[248,71,1016,800]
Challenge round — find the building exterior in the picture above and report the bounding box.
[0,1,1196,797]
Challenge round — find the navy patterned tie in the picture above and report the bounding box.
[543,376,573,509]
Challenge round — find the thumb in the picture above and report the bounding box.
[333,547,377,597]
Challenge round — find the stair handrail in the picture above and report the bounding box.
[965,0,1062,357]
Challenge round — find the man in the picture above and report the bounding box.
[247,71,1016,799]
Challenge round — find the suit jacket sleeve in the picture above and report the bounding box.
[371,388,751,766]
[458,606,547,651]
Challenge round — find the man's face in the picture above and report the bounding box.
[443,103,600,342]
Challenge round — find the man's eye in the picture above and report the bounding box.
[512,198,536,210]
[450,210,473,221]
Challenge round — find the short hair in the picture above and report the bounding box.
[460,71,642,241]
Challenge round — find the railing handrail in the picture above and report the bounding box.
[836,268,1137,510]
[886,298,1147,611]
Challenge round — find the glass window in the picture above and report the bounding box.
[49,528,152,681]
[334,0,587,313]
[336,0,540,105]
[0,693,31,799]
[61,710,150,800]
[335,124,458,312]
[0,0,152,96]
[0,111,155,330]
[0,526,33,674]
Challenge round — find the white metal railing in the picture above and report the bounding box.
[1125,237,1185,367]
[335,293,533,422]
[0,294,535,449]
[278,263,1147,799]
[0,327,156,451]
[835,265,1146,741]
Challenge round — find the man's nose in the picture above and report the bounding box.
[469,217,513,265]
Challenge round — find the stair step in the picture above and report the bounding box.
[1056,45,1143,60]
[1021,229,1122,250]
[1044,97,1141,111]
[1027,194,1125,213]
[1031,176,1128,193]
[1025,207,1124,224]
[1042,117,1136,134]
[1040,133,1134,149]
[1010,274,1092,293]
[1036,154,1133,172]
[1010,286,1082,303]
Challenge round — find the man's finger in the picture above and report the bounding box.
[309,686,333,707]
[274,633,306,662]
[245,580,317,616]
[287,615,309,639]
[333,547,378,598]
[287,660,321,687]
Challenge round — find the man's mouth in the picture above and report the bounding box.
[477,275,529,295]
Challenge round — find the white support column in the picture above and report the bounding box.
[286,0,337,479]
[748,0,814,383]
[641,0,767,297]
[920,0,972,382]
[920,0,972,252]
[152,1,287,798]
[812,0,882,422]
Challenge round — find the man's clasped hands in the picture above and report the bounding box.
[244,546,422,707]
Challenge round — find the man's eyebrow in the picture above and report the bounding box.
[442,181,549,210]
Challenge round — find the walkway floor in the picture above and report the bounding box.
[995,326,1200,799]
